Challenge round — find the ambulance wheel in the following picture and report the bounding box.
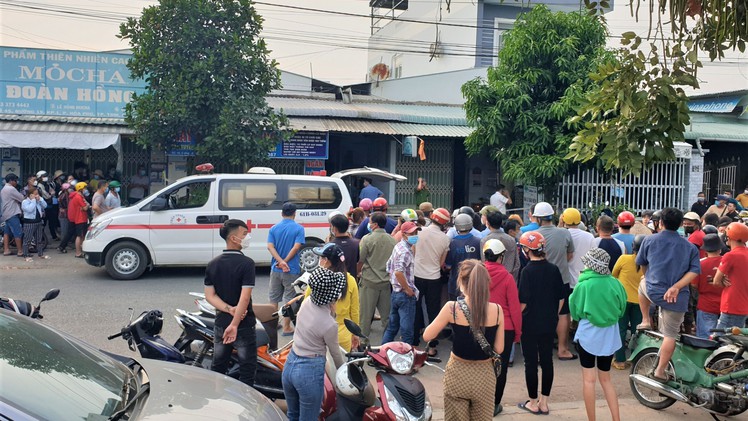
[299,241,321,273]
[106,241,148,280]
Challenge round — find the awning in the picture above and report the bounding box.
[287,117,473,137]
[685,113,748,142]
[0,131,120,149]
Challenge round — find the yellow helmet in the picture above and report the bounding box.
[562,208,581,225]
[75,182,88,192]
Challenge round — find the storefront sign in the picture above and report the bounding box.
[304,159,326,175]
[269,131,328,159]
[688,96,742,113]
[167,132,196,156]
[0,47,146,118]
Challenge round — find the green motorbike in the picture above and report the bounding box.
[628,326,748,418]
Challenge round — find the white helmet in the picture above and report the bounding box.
[534,202,555,218]
[335,364,366,397]
[328,210,343,222]
[400,208,418,222]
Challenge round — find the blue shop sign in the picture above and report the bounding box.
[167,132,196,156]
[0,47,146,118]
[688,95,742,113]
[269,131,328,159]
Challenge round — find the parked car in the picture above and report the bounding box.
[82,167,404,280]
[0,310,287,421]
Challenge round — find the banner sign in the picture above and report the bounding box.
[269,131,328,159]
[304,159,326,175]
[0,47,146,118]
[167,132,196,156]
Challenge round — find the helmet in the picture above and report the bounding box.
[335,364,366,397]
[652,210,662,221]
[328,210,343,222]
[632,235,646,253]
[702,224,718,235]
[480,205,499,216]
[313,243,345,263]
[454,214,473,232]
[739,210,748,220]
[109,180,121,188]
[75,182,88,191]
[137,310,164,336]
[61,183,71,191]
[36,170,47,178]
[0,298,33,316]
[400,208,418,222]
[372,197,388,211]
[519,231,545,251]
[726,222,748,242]
[359,198,373,211]
[562,208,581,225]
[459,206,475,217]
[431,208,450,225]
[483,239,506,257]
[617,211,636,226]
[683,212,701,222]
[451,209,460,218]
[533,202,555,218]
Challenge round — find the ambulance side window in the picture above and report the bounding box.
[219,180,279,210]
[167,181,212,209]
[286,181,342,209]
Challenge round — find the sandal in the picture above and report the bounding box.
[427,349,438,358]
[39,255,50,260]
[74,254,84,259]
[57,247,67,254]
[518,400,541,415]
[636,323,652,330]
[612,361,630,370]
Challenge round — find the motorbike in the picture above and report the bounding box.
[321,318,441,421]
[629,326,748,419]
[108,304,288,400]
[0,288,59,319]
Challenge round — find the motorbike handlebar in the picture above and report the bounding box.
[345,352,368,359]
[427,356,442,363]
[710,327,748,335]
[107,330,125,340]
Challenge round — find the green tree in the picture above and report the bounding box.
[119,0,287,165]
[570,0,747,176]
[461,6,609,188]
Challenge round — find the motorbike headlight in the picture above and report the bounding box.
[383,385,424,421]
[86,218,111,240]
[386,349,414,375]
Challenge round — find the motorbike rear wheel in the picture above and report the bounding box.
[630,349,677,410]
[706,353,748,416]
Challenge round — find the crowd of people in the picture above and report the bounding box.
[201,185,748,421]
[0,164,147,260]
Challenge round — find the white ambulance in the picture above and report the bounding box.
[82,167,404,280]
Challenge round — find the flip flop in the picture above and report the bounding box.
[281,330,295,337]
[558,354,578,361]
[648,372,670,383]
[74,254,84,259]
[518,400,541,415]
[636,323,652,330]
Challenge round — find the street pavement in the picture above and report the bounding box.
[1,253,721,420]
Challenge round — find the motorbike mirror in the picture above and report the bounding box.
[41,288,60,303]
[344,318,365,339]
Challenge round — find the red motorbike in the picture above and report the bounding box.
[320,319,442,421]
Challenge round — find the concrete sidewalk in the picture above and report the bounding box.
[432,398,717,420]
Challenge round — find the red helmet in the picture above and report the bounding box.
[372,197,388,211]
[617,211,635,226]
[519,231,545,251]
[431,208,450,225]
[726,222,748,242]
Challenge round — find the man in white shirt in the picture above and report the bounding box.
[489,185,512,214]
[413,208,451,351]
[561,208,597,288]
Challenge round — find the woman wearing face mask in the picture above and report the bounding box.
[105,181,122,210]
[57,183,72,253]
[21,187,48,261]
[128,166,150,205]
[282,260,347,421]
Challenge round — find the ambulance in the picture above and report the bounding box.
[82,167,404,280]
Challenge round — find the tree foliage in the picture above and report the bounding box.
[571,0,747,175]
[461,6,609,187]
[568,34,695,176]
[119,0,287,164]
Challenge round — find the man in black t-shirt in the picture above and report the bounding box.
[330,214,359,277]
[204,219,256,386]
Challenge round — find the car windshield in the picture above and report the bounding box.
[0,311,133,420]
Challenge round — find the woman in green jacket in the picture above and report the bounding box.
[569,248,627,421]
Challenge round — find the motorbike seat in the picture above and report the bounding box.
[196,315,215,330]
[679,334,719,350]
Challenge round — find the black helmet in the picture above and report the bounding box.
[459,206,475,217]
[702,224,719,235]
[138,310,164,336]
[632,235,647,253]
[652,210,662,221]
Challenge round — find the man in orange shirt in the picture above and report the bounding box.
[713,223,748,331]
